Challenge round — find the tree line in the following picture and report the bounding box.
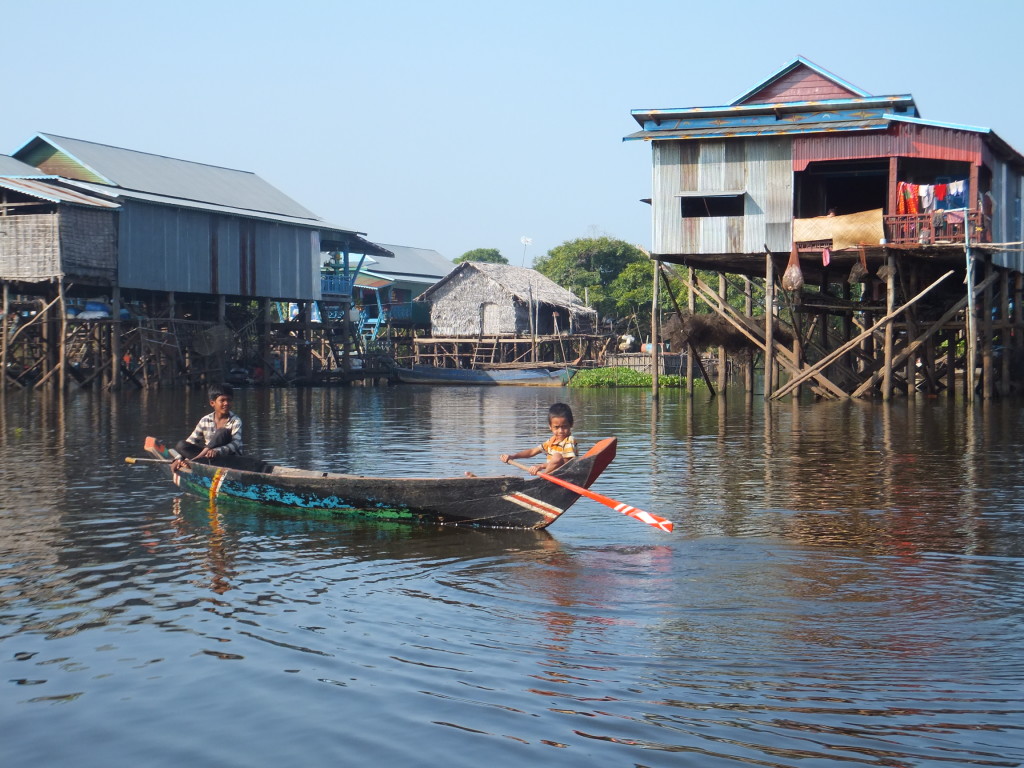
[455,237,762,336]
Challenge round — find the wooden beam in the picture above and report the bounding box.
[851,272,998,397]
[772,270,954,400]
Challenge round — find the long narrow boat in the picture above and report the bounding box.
[392,364,574,386]
[143,436,616,529]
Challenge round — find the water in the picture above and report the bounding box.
[1,385,1022,767]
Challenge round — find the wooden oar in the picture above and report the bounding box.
[125,456,174,465]
[504,459,673,533]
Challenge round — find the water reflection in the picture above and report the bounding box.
[1,386,1023,768]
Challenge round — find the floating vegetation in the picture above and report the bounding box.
[570,367,699,388]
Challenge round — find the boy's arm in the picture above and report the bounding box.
[499,445,543,464]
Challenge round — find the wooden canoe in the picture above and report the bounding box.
[392,365,574,386]
[143,436,616,529]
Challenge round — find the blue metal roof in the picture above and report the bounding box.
[884,113,991,135]
[625,118,890,142]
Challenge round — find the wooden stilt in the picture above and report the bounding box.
[744,277,754,396]
[882,253,895,401]
[982,258,993,400]
[764,250,775,399]
[110,286,121,390]
[651,257,660,400]
[686,267,695,396]
[1,282,8,391]
[717,273,727,394]
[1000,269,1010,396]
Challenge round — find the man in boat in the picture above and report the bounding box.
[171,383,243,472]
[500,402,577,476]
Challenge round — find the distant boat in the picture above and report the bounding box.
[393,364,574,386]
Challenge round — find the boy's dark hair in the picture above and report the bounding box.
[208,383,234,401]
[548,402,573,425]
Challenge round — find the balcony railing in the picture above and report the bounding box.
[321,275,354,296]
[884,210,984,246]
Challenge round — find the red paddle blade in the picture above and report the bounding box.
[613,502,674,532]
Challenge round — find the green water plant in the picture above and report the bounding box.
[570,367,694,388]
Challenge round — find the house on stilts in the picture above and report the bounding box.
[0,133,393,390]
[410,262,604,369]
[628,57,1024,400]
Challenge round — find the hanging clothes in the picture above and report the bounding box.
[919,185,935,212]
[903,183,919,215]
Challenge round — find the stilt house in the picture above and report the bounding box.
[1,134,387,389]
[417,262,596,336]
[627,57,1024,400]
[409,262,601,369]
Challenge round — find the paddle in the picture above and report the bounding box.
[125,457,174,465]
[503,458,673,533]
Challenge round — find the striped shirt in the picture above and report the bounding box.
[185,411,243,456]
[540,435,577,462]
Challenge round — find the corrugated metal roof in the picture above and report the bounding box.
[625,119,889,142]
[371,244,455,282]
[355,270,394,289]
[13,133,322,220]
[61,179,353,229]
[631,96,914,127]
[0,177,120,208]
[0,154,46,176]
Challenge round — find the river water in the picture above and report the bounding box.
[1,385,1022,767]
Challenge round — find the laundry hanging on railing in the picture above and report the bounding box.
[896,180,968,214]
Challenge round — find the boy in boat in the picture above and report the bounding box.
[500,402,577,475]
[171,383,243,471]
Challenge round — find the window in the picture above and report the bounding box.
[679,193,745,218]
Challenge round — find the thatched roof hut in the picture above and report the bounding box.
[416,262,597,337]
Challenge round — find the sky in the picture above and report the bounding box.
[4,0,1023,265]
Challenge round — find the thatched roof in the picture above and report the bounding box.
[418,262,592,313]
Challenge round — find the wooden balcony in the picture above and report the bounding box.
[884,210,984,246]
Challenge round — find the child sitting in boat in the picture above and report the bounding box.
[500,402,577,475]
[171,383,243,472]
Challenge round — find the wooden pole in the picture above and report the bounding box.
[686,267,695,396]
[651,257,660,400]
[718,273,727,394]
[882,252,895,401]
[744,277,754,396]
[1,282,8,391]
[982,257,993,400]
[1000,269,1010,396]
[658,266,715,394]
[110,286,121,391]
[764,249,775,399]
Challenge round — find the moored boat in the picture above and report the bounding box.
[392,364,574,386]
[142,436,616,529]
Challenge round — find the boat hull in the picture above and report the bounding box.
[144,436,616,529]
[393,365,572,386]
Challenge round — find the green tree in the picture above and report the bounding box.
[533,236,647,322]
[454,248,508,264]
